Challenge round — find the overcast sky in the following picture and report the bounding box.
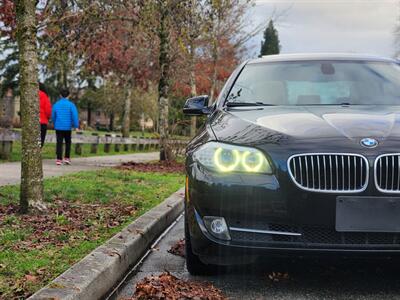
[245,0,399,58]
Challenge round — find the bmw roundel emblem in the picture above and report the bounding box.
[360,138,378,148]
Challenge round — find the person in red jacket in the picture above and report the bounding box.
[39,83,52,147]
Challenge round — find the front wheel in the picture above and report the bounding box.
[185,218,220,275]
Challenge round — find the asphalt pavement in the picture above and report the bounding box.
[0,152,158,186]
[112,216,400,300]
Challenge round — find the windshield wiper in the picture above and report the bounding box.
[226,102,276,107]
[296,102,354,106]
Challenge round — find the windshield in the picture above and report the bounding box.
[226,60,400,106]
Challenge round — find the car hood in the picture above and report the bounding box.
[210,105,400,146]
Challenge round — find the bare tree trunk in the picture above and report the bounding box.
[16,0,45,213]
[190,113,197,137]
[62,59,68,88]
[122,88,132,138]
[209,9,222,105]
[158,2,173,161]
[209,65,217,103]
[87,101,92,126]
[209,37,219,104]
[0,88,14,128]
[109,113,114,131]
[159,93,170,160]
[189,41,197,138]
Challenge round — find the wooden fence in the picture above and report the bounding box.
[0,130,187,160]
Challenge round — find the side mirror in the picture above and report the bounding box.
[183,95,210,116]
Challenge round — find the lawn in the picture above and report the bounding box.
[0,168,184,299]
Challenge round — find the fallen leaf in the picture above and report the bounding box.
[25,275,38,282]
[130,272,226,299]
[168,239,185,258]
[117,161,184,174]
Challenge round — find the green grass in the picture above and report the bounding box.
[0,169,184,299]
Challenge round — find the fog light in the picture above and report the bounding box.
[211,219,226,234]
[203,216,231,241]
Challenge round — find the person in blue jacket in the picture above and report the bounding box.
[51,88,79,165]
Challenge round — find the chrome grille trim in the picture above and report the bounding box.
[288,153,369,193]
[229,227,302,236]
[374,154,400,193]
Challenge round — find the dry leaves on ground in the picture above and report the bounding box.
[0,200,137,251]
[129,272,227,300]
[167,239,185,258]
[117,161,184,174]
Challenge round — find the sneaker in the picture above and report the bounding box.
[56,160,62,166]
[63,158,71,165]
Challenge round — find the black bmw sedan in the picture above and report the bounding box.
[183,53,400,275]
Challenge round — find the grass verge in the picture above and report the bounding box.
[0,168,184,299]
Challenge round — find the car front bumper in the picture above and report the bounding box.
[186,163,400,265]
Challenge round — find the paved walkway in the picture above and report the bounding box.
[0,152,158,186]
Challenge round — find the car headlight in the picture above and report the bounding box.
[193,142,272,174]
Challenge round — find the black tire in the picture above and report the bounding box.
[185,218,220,275]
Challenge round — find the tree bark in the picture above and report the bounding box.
[16,0,45,213]
[209,64,217,103]
[209,37,219,104]
[190,112,197,137]
[189,41,197,137]
[209,10,222,105]
[109,113,114,131]
[122,88,132,138]
[0,89,14,128]
[158,2,173,161]
[87,101,92,126]
[62,59,68,88]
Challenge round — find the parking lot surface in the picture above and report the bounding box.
[113,216,400,300]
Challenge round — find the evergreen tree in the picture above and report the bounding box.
[259,20,280,57]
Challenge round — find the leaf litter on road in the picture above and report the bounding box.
[168,239,185,258]
[128,272,227,300]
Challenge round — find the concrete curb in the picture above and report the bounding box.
[29,188,185,300]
